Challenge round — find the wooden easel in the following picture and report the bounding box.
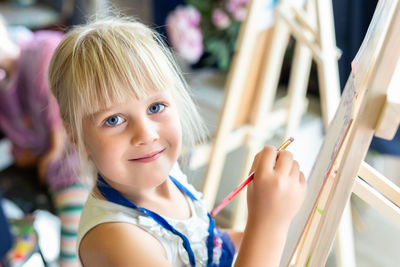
[280,0,400,265]
[194,0,341,230]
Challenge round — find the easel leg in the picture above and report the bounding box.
[201,0,266,209]
[314,1,354,265]
[315,0,341,128]
[335,202,357,267]
[231,18,292,230]
[283,0,317,140]
[284,41,312,139]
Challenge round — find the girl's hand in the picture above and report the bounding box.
[246,146,307,227]
[234,146,307,267]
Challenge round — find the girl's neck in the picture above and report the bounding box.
[95,177,192,220]
[95,177,172,202]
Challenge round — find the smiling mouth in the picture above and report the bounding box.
[129,149,165,163]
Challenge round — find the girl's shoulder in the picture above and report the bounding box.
[76,193,142,256]
[79,218,171,266]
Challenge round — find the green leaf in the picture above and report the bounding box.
[204,38,231,70]
[185,0,213,13]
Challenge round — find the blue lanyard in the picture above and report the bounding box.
[96,174,215,267]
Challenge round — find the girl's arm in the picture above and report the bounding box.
[224,229,243,249]
[234,146,307,267]
[80,222,175,267]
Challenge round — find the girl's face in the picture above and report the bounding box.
[82,89,182,198]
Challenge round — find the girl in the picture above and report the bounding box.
[48,17,307,267]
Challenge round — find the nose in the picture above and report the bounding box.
[129,119,159,146]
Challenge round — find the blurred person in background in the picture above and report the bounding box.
[0,16,89,267]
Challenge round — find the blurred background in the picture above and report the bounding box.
[0,0,399,266]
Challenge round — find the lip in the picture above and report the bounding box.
[129,149,165,163]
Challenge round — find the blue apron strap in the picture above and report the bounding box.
[206,214,215,265]
[168,175,216,266]
[97,174,197,267]
[168,175,198,201]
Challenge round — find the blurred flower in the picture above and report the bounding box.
[166,5,204,63]
[212,8,231,29]
[167,0,249,71]
[226,0,248,21]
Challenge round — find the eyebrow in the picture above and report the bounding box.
[88,91,171,119]
[90,107,112,118]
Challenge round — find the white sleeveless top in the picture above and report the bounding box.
[77,165,211,267]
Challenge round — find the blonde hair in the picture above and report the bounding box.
[49,17,206,168]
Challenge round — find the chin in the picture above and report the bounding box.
[139,165,172,184]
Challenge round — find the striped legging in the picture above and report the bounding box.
[51,183,89,267]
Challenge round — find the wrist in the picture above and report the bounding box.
[247,209,293,228]
[236,216,291,267]
[246,214,292,234]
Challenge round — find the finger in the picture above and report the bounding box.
[299,171,306,184]
[290,160,300,177]
[249,152,261,175]
[274,150,293,174]
[257,146,278,174]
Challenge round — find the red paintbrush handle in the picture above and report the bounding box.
[210,137,294,217]
[211,172,254,217]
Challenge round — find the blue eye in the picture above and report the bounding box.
[105,115,125,126]
[148,103,165,114]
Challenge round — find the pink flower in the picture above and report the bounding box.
[166,5,203,63]
[212,8,231,29]
[226,0,248,21]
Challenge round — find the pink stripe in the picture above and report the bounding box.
[61,239,77,250]
[54,189,89,207]
[60,215,81,225]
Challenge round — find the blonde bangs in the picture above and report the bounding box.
[68,21,177,118]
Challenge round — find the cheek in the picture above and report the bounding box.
[168,110,183,150]
[82,128,114,167]
[84,137,122,178]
